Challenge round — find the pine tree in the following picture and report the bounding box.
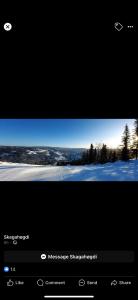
[89,144,94,163]
[100,144,108,163]
[108,150,113,162]
[86,150,90,163]
[94,148,97,163]
[112,150,118,162]
[82,150,89,164]
[121,124,130,161]
[133,119,138,159]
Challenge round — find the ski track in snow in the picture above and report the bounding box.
[0,160,138,181]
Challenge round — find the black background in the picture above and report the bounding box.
[0,2,137,299]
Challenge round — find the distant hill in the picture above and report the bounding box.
[0,146,86,165]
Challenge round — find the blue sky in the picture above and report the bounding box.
[0,119,134,148]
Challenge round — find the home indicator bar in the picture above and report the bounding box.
[44,296,94,299]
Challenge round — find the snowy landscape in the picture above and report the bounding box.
[0,159,138,181]
[0,146,84,165]
[0,119,138,181]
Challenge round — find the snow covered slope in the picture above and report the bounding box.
[0,160,138,181]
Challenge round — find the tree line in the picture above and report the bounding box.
[68,119,138,165]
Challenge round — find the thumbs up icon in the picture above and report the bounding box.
[7,279,14,287]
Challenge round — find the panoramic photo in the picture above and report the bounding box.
[0,119,138,181]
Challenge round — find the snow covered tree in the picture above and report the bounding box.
[132,119,138,159]
[121,124,130,161]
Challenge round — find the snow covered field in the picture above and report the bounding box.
[0,160,138,181]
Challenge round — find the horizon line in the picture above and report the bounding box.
[0,144,121,149]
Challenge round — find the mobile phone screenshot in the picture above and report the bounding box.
[0,2,137,299]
